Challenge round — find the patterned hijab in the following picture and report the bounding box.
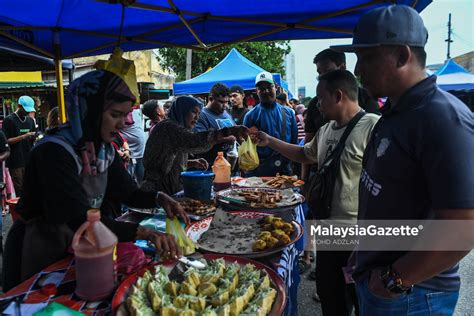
[55,70,135,176]
[168,96,203,128]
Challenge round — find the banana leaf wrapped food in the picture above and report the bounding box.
[126,259,277,315]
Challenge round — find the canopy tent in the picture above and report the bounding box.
[0,1,431,59]
[0,0,432,120]
[173,48,292,96]
[435,59,474,91]
[0,46,74,72]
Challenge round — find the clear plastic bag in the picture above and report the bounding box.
[238,136,260,171]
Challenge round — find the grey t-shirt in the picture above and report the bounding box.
[121,110,147,159]
[304,113,379,223]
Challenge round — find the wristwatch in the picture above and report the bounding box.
[380,265,413,294]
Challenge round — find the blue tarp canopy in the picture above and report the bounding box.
[174,48,292,95]
[0,1,431,59]
[0,46,74,71]
[435,59,474,91]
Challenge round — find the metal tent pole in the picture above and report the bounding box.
[54,32,66,123]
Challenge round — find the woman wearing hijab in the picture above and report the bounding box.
[3,70,187,291]
[142,96,248,195]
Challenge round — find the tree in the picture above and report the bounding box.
[157,42,291,82]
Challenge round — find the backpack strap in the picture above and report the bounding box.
[35,136,82,175]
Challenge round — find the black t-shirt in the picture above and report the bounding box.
[230,107,249,126]
[0,131,10,182]
[304,87,380,134]
[2,113,36,169]
[355,76,474,291]
[17,142,157,241]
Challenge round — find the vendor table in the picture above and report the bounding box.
[0,206,305,316]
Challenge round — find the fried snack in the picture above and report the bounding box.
[179,199,217,216]
[264,174,305,189]
[264,216,275,225]
[271,229,286,239]
[238,190,282,208]
[282,222,294,235]
[277,234,291,246]
[258,231,272,240]
[265,237,279,248]
[252,216,294,252]
[272,219,285,229]
[252,239,266,251]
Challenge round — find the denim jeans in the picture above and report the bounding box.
[356,277,459,316]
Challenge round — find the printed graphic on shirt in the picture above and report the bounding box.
[216,119,234,129]
[360,168,382,197]
[323,137,340,160]
[377,138,390,158]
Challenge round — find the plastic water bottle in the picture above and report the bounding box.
[212,152,231,191]
[72,209,118,301]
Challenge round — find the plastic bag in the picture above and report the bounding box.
[238,136,260,171]
[166,217,195,255]
[116,242,150,275]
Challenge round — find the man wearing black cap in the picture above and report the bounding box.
[332,5,474,315]
[229,85,248,125]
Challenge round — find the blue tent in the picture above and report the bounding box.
[0,1,431,59]
[435,59,474,91]
[0,46,74,71]
[174,48,292,95]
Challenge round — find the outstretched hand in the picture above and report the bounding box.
[157,192,190,226]
[229,125,250,143]
[251,131,271,147]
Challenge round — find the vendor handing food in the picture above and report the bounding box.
[142,96,248,195]
[3,70,188,291]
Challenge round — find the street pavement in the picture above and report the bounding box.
[1,215,472,315]
[298,251,474,316]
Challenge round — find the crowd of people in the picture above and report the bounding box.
[0,5,472,316]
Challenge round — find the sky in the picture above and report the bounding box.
[289,0,474,98]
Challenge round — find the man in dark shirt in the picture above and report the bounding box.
[229,85,248,125]
[2,95,36,196]
[0,130,10,252]
[194,83,235,167]
[332,5,474,315]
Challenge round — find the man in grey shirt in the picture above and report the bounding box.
[121,109,147,185]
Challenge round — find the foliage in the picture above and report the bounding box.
[157,42,291,82]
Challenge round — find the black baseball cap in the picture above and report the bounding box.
[230,85,245,94]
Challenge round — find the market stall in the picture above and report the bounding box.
[0,179,306,316]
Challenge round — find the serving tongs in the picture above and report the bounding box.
[168,253,206,282]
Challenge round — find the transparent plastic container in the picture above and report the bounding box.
[72,209,118,301]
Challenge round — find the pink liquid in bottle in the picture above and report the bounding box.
[72,209,118,301]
